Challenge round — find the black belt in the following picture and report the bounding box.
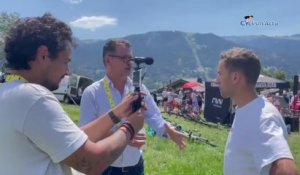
[109,156,143,173]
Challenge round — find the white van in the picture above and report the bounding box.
[53,74,94,104]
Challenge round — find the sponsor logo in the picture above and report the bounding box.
[212,97,223,108]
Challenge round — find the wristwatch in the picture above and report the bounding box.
[108,110,121,124]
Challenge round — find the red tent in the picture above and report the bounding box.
[182,81,202,89]
[181,82,205,92]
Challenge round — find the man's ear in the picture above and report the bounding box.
[232,72,239,82]
[104,56,110,66]
[233,73,237,81]
[36,45,49,61]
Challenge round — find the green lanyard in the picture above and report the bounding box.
[5,74,28,83]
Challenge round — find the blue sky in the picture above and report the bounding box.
[1,0,299,40]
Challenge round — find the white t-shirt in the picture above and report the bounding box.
[224,96,293,175]
[167,91,175,103]
[162,90,167,98]
[0,81,88,175]
[191,92,197,103]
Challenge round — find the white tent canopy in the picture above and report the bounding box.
[256,74,289,89]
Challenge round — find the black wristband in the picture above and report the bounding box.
[108,110,121,124]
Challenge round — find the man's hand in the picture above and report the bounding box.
[113,92,147,119]
[164,124,187,150]
[113,93,139,119]
[126,107,146,135]
[270,158,298,175]
[128,132,146,148]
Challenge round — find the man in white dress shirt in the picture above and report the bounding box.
[80,39,187,175]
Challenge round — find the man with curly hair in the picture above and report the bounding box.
[0,13,145,175]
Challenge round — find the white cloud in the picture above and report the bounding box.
[63,0,83,5]
[70,16,117,31]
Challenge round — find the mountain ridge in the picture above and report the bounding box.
[71,31,300,90]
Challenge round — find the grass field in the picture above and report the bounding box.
[62,103,300,175]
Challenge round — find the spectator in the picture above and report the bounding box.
[292,91,300,115]
[162,87,168,112]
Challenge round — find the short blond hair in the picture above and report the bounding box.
[220,47,261,85]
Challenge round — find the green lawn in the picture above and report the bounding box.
[62,103,300,175]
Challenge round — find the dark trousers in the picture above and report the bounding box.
[102,156,144,175]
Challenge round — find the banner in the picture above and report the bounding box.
[204,82,231,123]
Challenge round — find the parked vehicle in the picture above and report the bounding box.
[52,74,94,104]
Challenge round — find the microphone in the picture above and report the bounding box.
[132,57,154,65]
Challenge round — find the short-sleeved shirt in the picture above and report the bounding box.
[224,96,293,175]
[0,81,88,175]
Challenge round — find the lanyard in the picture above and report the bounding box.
[103,78,125,127]
[103,78,116,108]
[5,74,28,83]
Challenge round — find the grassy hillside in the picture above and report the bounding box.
[62,103,300,174]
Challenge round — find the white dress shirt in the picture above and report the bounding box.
[79,75,167,167]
